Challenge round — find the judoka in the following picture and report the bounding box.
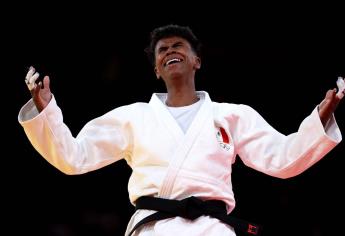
[18,24,343,235]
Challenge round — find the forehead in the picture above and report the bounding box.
[155,36,191,49]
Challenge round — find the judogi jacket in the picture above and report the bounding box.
[18,91,342,235]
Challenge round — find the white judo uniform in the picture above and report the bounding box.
[18,91,342,236]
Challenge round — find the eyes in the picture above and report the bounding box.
[157,42,184,54]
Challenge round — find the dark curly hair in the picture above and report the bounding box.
[145,24,202,66]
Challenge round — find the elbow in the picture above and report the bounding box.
[59,168,80,175]
[49,159,85,175]
[271,172,298,179]
[267,165,305,179]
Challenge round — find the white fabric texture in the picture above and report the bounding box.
[166,97,203,133]
[18,91,342,235]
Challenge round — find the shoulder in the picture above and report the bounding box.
[112,101,150,112]
[212,102,258,116]
[100,102,151,120]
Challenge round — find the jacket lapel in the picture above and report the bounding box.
[149,91,213,198]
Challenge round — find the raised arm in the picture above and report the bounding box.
[318,77,344,126]
[25,66,52,112]
[20,66,133,175]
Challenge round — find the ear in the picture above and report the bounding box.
[193,56,201,70]
[154,66,161,79]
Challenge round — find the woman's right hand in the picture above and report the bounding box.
[25,66,52,112]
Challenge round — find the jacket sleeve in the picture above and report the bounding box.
[231,104,342,178]
[18,96,133,175]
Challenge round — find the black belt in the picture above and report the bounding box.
[128,196,262,236]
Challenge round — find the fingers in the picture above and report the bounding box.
[326,89,340,106]
[42,76,50,90]
[320,89,338,109]
[31,76,50,97]
[336,77,345,99]
[25,66,35,80]
[325,88,337,98]
[32,81,42,98]
[25,66,39,91]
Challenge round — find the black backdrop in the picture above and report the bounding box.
[5,3,345,236]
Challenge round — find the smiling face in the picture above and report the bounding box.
[154,36,201,82]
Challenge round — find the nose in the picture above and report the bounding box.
[166,46,176,55]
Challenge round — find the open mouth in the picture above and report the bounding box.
[164,58,183,67]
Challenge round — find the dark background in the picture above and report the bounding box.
[4,3,345,236]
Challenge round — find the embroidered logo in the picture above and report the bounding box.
[247,224,259,235]
[216,127,231,151]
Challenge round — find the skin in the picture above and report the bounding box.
[30,75,51,113]
[154,36,201,107]
[318,88,341,126]
[28,35,341,126]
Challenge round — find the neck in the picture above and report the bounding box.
[163,72,199,107]
[165,87,199,107]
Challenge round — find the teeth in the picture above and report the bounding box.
[166,58,181,66]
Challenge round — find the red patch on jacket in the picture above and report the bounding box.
[219,127,229,144]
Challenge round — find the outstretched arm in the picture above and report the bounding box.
[25,66,52,112]
[20,66,132,175]
[318,77,344,126]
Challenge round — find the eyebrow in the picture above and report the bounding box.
[157,41,185,51]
